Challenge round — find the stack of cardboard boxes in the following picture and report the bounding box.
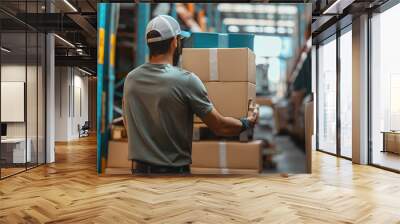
[106,125,132,174]
[182,48,263,174]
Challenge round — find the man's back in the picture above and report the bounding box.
[123,63,213,167]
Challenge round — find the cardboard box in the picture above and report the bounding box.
[385,132,400,154]
[194,82,256,122]
[107,140,133,168]
[191,167,259,175]
[104,168,132,175]
[191,140,262,172]
[112,126,126,140]
[182,48,256,83]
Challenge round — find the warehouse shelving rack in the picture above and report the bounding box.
[97,3,120,174]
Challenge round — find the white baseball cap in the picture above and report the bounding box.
[146,15,191,43]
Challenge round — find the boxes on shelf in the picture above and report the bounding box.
[194,82,256,123]
[228,33,255,51]
[112,125,126,140]
[182,48,256,83]
[183,32,228,48]
[191,140,262,174]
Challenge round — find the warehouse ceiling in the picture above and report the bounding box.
[218,4,301,36]
[0,0,97,75]
[312,0,389,43]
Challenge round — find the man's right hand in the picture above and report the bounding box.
[202,103,260,137]
[247,103,260,128]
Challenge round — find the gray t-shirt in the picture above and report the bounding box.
[123,63,213,166]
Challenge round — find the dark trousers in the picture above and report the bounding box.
[132,160,190,175]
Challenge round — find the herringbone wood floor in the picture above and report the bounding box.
[1,136,400,224]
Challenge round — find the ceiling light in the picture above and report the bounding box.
[277,20,295,27]
[277,27,286,34]
[54,34,75,48]
[244,26,257,32]
[63,0,78,12]
[323,0,353,14]
[277,5,297,15]
[223,18,275,26]
[228,25,239,33]
[1,47,11,53]
[218,4,277,14]
[78,67,93,76]
[264,26,276,34]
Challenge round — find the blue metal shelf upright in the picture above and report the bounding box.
[97,3,120,174]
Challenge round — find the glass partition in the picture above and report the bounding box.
[0,1,46,179]
[339,28,352,158]
[1,31,28,177]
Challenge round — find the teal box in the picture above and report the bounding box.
[183,32,228,48]
[218,33,228,48]
[228,33,255,51]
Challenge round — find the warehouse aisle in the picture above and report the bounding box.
[272,136,306,173]
[1,136,400,223]
[255,106,306,173]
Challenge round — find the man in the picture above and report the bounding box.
[123,15,258,175]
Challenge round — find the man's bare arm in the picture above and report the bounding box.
[201,105,259,136]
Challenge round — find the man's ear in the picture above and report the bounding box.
[171,37,178,50]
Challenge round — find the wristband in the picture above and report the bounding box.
[239,117,250,133]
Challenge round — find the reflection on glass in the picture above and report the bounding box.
[0,0,47,178]
[340,30,352,158]
[1,32,27,177]
[27,32,38,169]
[317,37,337,154]
[371,3,400,171]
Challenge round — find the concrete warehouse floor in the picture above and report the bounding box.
[255,106,306,173]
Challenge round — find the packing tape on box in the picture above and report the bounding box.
[220,168,230,174]
[218,141,227,168]
[209,49,218,81]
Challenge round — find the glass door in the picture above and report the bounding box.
[317,35,337,154]
[370,2,400,171]
[339,27,352,158]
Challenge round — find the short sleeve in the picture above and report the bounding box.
[186,73,213,118]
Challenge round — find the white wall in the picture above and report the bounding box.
[55,67,68,141]
[54,67,89,141]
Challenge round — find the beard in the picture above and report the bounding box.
[173,38,182,66]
